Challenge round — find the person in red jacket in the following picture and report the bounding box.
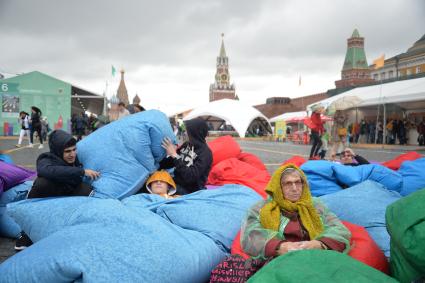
[309,105,325,159]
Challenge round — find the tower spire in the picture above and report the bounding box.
[219,33,226,57]
[116,69,129,105]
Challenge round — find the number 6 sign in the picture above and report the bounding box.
[1,83,8,92]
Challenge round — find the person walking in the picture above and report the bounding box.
[417,120,425,146]
[74,112,87,141]
[309,105,325,160]
[16,111,31,147]
[330,110,348,160]
[29,106,44,149]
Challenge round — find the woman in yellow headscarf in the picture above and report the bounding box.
[241,164,350,260]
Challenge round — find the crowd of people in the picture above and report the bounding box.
[308,105,425,162]
[13,101,146,150]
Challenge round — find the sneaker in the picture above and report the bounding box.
[38,144,44,149]
[28,143,34,148]
[15,232,33,251]
[15,144,21,148]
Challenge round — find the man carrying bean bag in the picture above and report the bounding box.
[161,118,213,195]
[386,188,425,283]
[15,130,100,251]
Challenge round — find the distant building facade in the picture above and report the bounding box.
[370,34,425,81]
[209,34,237,102]
[254,93,328,119]
[335,29,374,88]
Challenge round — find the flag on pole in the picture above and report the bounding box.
[111,65,116,77]
[373,55,385,69]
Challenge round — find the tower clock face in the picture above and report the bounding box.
[221,74,228,81]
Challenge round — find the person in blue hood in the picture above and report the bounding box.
[160,118,212,195]
[15,130,100,251]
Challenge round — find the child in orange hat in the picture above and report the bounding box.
[146,170,179,199]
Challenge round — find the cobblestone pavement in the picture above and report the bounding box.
[0,136,422,263]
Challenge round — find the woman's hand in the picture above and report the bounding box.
[276,242,303,256]
[84,169,100,180]
[161,137,178,158]
[298,240,324,250]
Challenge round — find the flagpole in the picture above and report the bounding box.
[103,80,109,115]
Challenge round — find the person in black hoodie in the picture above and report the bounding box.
[160,118,212,195]
[28,129,100,198]
[29,106,44,149]
[15,129,100,250]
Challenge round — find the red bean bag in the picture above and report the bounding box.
[237,152,268,172]
[281,155,307,167]
[208,135,241,167]
[231,221,389,274]
[343,221,389,274]
[207,158,269,199]
[382,151,423,171]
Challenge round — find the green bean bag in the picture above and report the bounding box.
[248,250,397,283]
[386,188,425,283]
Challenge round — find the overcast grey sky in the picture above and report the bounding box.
[1,0,424,115]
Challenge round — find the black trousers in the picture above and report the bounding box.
[28,177,92,199]
[30,125,43,144]
[309,131,322,158]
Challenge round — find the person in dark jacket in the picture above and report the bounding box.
[15,130,100,251]
[339,148,369,166]
[160,118,212,195]
[29,106,44,149]
[75,112,87,141]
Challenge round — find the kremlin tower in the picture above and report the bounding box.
[209,34,237,102]
[335,29,374,88]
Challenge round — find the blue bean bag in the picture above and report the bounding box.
[0,181,32,238]
[320,180,401,257]
[301,161,403,196]
[122,185,262,251]
[2,196,226,283]
[77,110,176,199]
[398,158,425,196]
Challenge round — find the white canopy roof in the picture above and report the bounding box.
[183,99,271,138]
[270,111,307,123]
[270,111,332,123]
[307,77,425,111]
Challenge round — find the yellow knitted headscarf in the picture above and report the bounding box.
[259,164,324,239]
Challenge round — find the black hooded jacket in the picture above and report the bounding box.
[36,130,85,186]
[160,118,212,193]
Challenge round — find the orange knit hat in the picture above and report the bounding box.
[146,170,177,195]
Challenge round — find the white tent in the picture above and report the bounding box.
[183,99,271,138]
[270,111,307,123]
[307,77,425,111]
